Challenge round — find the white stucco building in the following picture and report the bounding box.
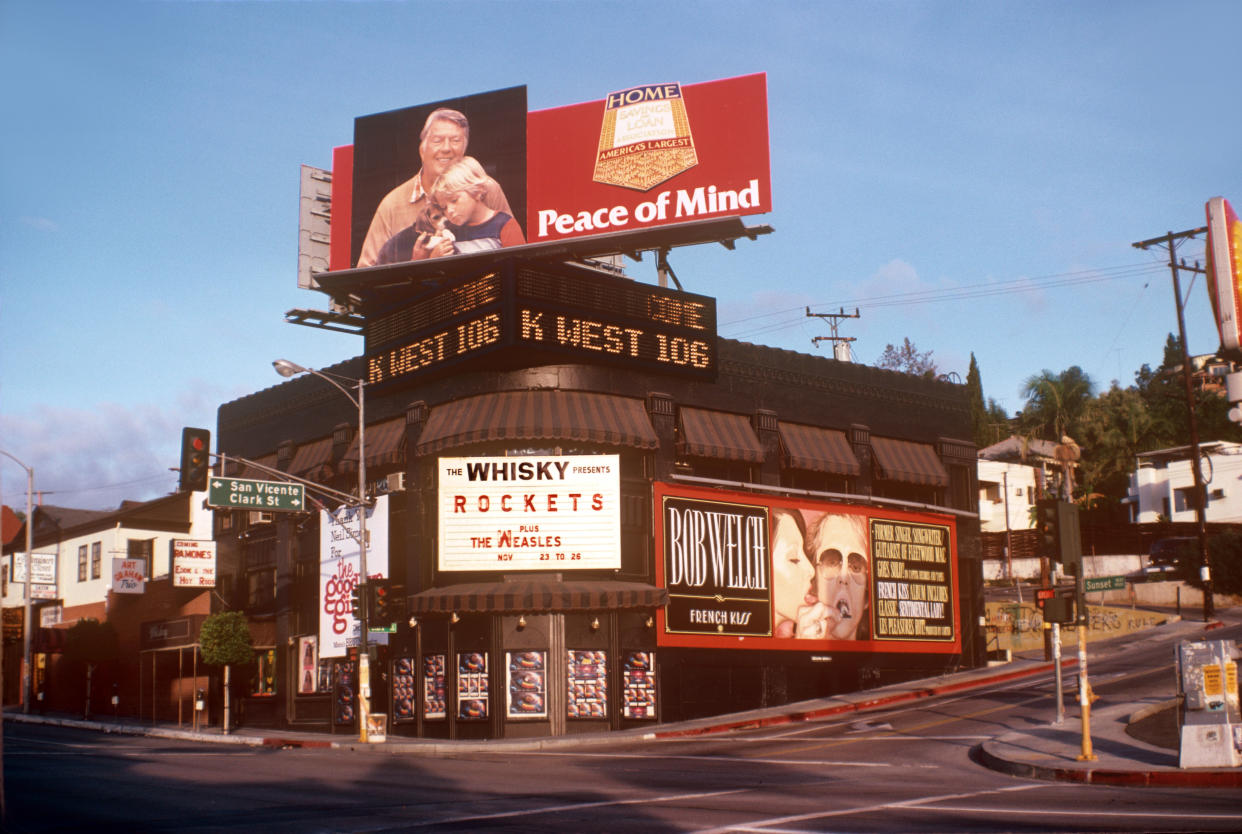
[2,491,212,625]
[1125,441,1242,523]
[977,459,1039,533]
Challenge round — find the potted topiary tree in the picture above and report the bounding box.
[197,611,253,734]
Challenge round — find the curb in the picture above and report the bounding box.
[974,740,1242,788]
[654,658,1078,739]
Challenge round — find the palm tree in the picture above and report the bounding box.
[1020,366,1094,441]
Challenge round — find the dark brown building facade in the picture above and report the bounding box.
[215,257,982,739]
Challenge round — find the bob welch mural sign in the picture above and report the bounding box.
[654,482,960,655]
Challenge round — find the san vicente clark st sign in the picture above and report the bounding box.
[207,476,306,511]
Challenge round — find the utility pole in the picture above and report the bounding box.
[1132,227,1214,621]
[806,307,859,361]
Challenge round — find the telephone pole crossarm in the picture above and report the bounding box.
[806,306,860,359]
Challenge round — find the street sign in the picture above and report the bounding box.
[207,477,305,512]
[1084,575,1126,593]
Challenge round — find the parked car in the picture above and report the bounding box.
[1133,536,1198,582]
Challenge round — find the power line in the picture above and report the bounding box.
[723,261,1166,341]
[37,472,174,498]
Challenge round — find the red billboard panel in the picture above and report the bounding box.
[527,74,771,244]
[1206,196,1242,356]
[326,75,769,274]
[654,482,960,655]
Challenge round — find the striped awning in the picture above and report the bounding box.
[414,390,658,455]
[779,422,860,475]
[871,437,950,487]
[408,579,668,614]
[678,408,764,463]
[226,454,277,480]
[288,437,332,476]
[342,417,405,469]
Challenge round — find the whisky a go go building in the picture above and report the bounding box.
[215,74,983,740]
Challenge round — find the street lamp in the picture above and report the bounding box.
[1,449,35,714]
[272,359,373,741]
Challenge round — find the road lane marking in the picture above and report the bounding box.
[391,787,748,828]
[920,804,1242,823]
[506,750,907,767]
[697,783,1044,833]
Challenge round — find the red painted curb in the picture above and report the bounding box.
[653,660,1074,739]
[261,737,332,749]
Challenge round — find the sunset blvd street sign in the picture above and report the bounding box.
[1083,575,1125,593]
[208,477,305,511]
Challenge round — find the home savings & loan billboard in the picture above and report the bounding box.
[654,482,960,654]
[331,73,770,271]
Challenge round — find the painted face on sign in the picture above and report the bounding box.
[770,509,813,631]
[440,188,487,227]
[806,513,869,640]
[420,118,468,182]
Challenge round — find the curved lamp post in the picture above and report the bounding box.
[272,360,372,741]
[1,449,35,714]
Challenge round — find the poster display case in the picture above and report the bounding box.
[623,651,657,719]
[506,651,547,718]
[332,660,357,727]
[423,654,446,720]
[392,656,417,722]
[567,650,608,719]
[457,652,489,720]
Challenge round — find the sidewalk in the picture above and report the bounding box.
[7,614,1241,787]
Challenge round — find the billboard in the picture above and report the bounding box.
[12,552,56,587]
[654,482,959,654]
[171,539,217,588]
[350,86,528,269]
[437,455,621,571]
[112,558,146,595]
[528,74,770,245]
[1206,196,1242,355]
[319,495,390,658]
[331,74,769,272]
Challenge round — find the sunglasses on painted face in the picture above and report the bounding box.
[817,549,867,584]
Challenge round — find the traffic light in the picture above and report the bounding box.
[1057,501,1083,576]
[1036,498,1060,560]
[1036,498,1082,575]
[178,427,211,492]
[350,583,364,617]
[1040,594,1076,625]
[371,580,398,625]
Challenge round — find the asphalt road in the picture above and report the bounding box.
[5,618,1241,832]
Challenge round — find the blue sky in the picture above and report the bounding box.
[2,0,1239,511]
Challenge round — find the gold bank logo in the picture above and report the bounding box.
[593,83,698,192]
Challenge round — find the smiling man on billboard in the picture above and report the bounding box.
[352,87,527,269]
[357,108,514,268]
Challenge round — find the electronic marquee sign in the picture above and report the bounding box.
[328,74,770,275]
[364,260,717,389]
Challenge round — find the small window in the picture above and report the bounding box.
[78,545,88,582]
[127,538,154,578]
[91,541,102,580]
